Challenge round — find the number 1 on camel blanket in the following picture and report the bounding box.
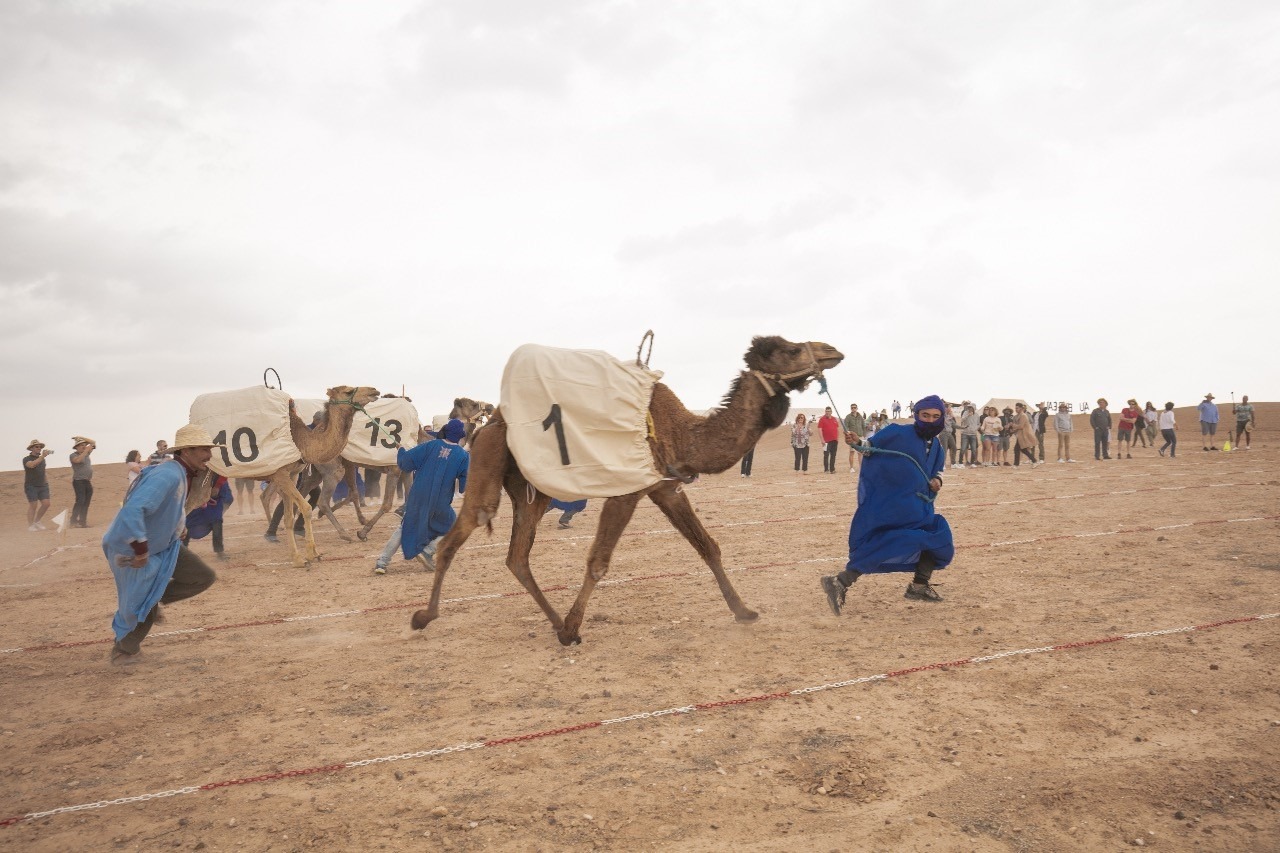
[542,404,571,465]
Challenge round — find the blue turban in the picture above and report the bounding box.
[442,418,467,444]
[912,395,946,440]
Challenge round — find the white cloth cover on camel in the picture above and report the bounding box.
[501,343,664,501]
[291,398,421,466]
[189,386,300,479]
[342,396,421,466]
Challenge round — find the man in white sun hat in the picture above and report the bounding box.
[102,424,226,665]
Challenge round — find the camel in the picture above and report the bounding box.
[410,336,843,645]
[265,385,380,567]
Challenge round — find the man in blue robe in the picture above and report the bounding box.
[397,418,469,569]
[821,395,954,615]
[103,425,223,664]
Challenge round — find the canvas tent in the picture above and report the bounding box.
[982,397,1030,413]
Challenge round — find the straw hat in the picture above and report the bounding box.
[26,439,45,452]
[71,435,94,447]
[1204,392,1215,400]
[169,424,226,452]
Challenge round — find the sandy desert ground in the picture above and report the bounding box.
[1,404,1277,852]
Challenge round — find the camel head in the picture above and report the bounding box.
[326,385,381,407]
[744,336,843,392]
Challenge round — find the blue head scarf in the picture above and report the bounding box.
[912,395,946,440]
[442,418,467,444]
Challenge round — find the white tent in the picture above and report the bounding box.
[982,397,1029,413]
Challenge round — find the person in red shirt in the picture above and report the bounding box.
[1117,398,1141,459]
[817,406,842,473]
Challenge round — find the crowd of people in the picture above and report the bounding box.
[771,394,1258,475]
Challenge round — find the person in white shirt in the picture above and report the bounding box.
[1157,403,1178,458]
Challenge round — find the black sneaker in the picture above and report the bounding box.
[904,582,943,602]
[821,575,847,616]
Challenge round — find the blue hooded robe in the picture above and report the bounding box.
[102,460,189,641]
[398,438,469,560]
[847,423,953,574]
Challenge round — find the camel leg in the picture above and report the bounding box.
[497,476,565,632]
[259,482,277,522]
[558,493,642,646]
[357,468,398,542]
[267,471,310,568]
[410,423,508,632]
[314,465,354,542]
[647,484,758,623]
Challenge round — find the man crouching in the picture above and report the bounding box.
[103,425,224,665]
[821,395,954,614]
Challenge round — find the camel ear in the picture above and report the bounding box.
[745,336,783,369]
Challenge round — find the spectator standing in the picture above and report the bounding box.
[940,403,958,469]
[817,406,841,473]
[1158,402,1178,457]
[126,450,144,485]
[891,400,902,419]
[182,474,233,560]
[999,407,1014,466]
[1090,398,1112,460]
[148,440,172,466]
[1131,401,1149,448]
[790,413,811,474]
[24,439,54,531]
[843,404,867,473]
[1143,402,1159,447]
[234,478,256,514]
[980,407,1003,466]
[103,425,223,665]
[1198,393,1220,450]
[69,436,96,527]
[958,403,980,467]
[1033,402,1049,461]
[865,412,880,440]
[1233,395,1255,450]
[1053,403,1075,462]
[1009,403,1039,467]
[1117,400,1140,459]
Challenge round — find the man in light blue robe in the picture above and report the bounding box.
[397,419,469,568]
[103,425,221,664]
[821,395,954,615]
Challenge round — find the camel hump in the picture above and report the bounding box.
[499,344,664,500]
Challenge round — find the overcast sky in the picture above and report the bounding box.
[4,1,1278,470]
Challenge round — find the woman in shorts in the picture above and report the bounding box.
[980,407,1003,467]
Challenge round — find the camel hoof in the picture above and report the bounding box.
[734,609,760,623]
[338,533,353,543]
[556,631,582,647]
[356,529,368,542]
[410,610,433,631]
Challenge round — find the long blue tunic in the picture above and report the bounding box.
[398,439,469,560]
[102,461,188,640]
[847,423,954,574]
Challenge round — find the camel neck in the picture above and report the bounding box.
[679,371,787,475]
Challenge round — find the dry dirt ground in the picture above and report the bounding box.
[1,405,1277,852]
